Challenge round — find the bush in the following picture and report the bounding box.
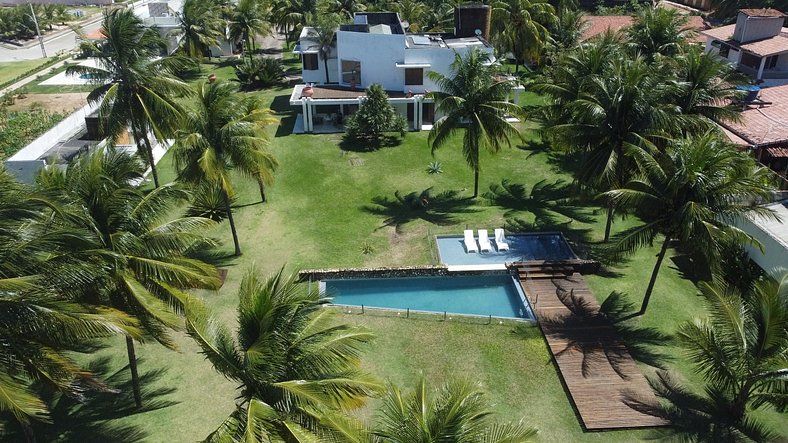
[234,56,284,89]
[344,83,407,146]
[0,108,67,160]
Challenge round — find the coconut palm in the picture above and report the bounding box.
[36,147,221,409]
[668,46,746,128]
[549,7,587,52]
[0,170,140,440]
[185,267,382,442]
[639,275,788,441]
[420,4,453,32]
[627,6,693,60]
[392,0,427,32]
[547,57,679,241]
[491,0,556,70]
[374,376,538,442]
[171,80,278,256]
[327,0,367,20]
[173,0,225,59]
[304,13,341,84]
[229,0,270,59]
[427,48,523,198]
[272,0,317,43]
[605,132,777,316]
[66,9,194,188]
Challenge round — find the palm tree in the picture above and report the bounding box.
[185,267,382,442]
[547,57,679,241]
[605,132,777,316]
[668,46,746,128]
[392,0,427,32]
[427,48,523,198]
[36,147,221,409]
[0,170,140,441]
[327,0,367,20]
[171,80,278,256]
[626,6,693,60]
[272,0,317,44]
[549,7,587,52]
[374,376,538,442]
[304,13,341,84]
[491,0,556,71]
[173,0,224,59]
[420,4,454,32]
[640,275,788,441]
[229,0,270,60]
[66,9,193,188]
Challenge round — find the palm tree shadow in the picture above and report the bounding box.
[362,188,479,233]
[538,285,671,380]
[6,356,178,442]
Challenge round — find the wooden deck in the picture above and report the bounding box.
[517,263,667,430]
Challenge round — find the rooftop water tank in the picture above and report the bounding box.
[454,4,491,41]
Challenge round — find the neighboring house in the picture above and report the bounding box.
[580,14,708,43]
[719,83,788,183]
[0,0,111,4]
[732,199,788,280]
[290,8,522,133]
[701,8,788,81]
[140,1,235,57]
[4,102,167,184]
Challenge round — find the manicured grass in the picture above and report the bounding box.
[18,64,96,94]
[19,63,787,441]
[0,59,52,85]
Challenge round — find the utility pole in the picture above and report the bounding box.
[28,2,47,58]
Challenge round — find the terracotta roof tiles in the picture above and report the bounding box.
[724,84,788,147]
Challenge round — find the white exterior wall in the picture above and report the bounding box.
[335,31,406,90]
[404,45,494,93]
[733,14,784,42]
[733,213,788,280]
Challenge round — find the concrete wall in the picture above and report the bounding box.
[336,31,406,90]
[733,213,788,280]
[733,14,784,43]
[404,45,494,93]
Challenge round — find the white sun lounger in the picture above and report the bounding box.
[495,228,510,251]
[463,229,478,253]
[478,229,493,252]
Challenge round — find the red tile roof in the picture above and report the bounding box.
[739,33,788,56]
[766,146,788,158]
[739,8,785,18]
[581,15,708,43]
[723,84,788,147]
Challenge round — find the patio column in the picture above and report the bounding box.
[413,97,421,131]
[306,98,314,133]
[757,56,767,81]
[301,99,310,133]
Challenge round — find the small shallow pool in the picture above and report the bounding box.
[437,233,576,269]
[323,274,533,320]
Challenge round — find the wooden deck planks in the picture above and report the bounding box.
[518,269,667,430]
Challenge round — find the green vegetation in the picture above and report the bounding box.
[345,83,407,145]
[0,59,51,86]
[0,108,65,160]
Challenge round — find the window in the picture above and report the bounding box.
[766,55,778,69]
[718,42,730,58]
[741,52,760,69]
[405,68,423,86]
[303,54,318,70]
[341,60,361,84]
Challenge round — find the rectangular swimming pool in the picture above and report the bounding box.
[437,233,577,268]
[323,274,533,320]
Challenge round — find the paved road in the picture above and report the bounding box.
[0,1,153,62]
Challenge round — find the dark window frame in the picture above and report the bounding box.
[303,53,318,71]
[404,68,423,86]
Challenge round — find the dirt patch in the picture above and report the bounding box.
[8,93,89,113]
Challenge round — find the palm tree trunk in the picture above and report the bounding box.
[139,130,161,188]
[473,168,480,198]
[604,203,614,242]
[223,190,242,256]
[126,336,143,408]
[258,181,267,203]
[323,53,330,84]
[639,236,671,316]
[21,423,36,443]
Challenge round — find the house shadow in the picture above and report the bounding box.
[362,188,478,233]
[536,287,671,379]
[3,356,178,442]
[270,95,296,137]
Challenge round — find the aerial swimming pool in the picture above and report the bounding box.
[436,233,577,269]
[323,274,533,320]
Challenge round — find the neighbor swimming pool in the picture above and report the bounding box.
[323,274,533,320]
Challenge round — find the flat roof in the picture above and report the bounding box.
[723,84,788,147]
[748,199,788,251]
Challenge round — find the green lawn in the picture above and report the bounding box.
[19,64,96,94]
[18,64,787,441]
[0,59,52,85]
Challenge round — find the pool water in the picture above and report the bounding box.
[324,274,532,319]
[437,233,576,267]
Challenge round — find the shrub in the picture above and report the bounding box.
[344,83,407,146]
[234,56,284,89]
[0,108,67,160]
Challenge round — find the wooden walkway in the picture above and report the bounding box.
[516,262,667,430]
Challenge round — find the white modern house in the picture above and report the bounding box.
[290,8,523,133]
[4,102,167,184]
[141,1,235,57]
[701,8,788,82]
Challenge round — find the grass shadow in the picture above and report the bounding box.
[363,187,479,233]
[270,94,296,137]
[3,356,178,442]
[339,134,404,152]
